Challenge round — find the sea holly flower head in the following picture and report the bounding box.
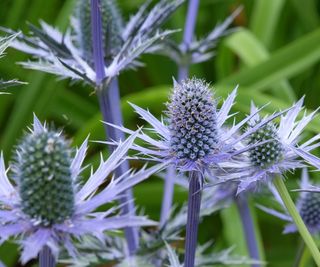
[234,99,320,193]
[167,78,218,171]
[0,115,163,264]
[106,77,284,175]
[14,128,74,226]
[247,121,284,169]
[4,0,184,86]
[259,169,320,235]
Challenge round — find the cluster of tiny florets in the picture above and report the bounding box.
[248,122,283,169]
[167,78,218,165]
[299,192,320,231]
[76,0,123,61]
[14,130,74,226]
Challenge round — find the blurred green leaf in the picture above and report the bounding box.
[250,0,286,47]
[219,28,320,93]
[224,28,295,102]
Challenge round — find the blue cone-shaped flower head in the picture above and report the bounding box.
[247,121,284,169]
[0,115,162,264]
[167,78,218,169]
[14,128,74,226]
[75,0,123,61]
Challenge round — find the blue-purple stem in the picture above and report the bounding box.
[184,171,203,267]
[160,166,175,227]
[90,0,105,85]
[39,246,55,267]
[235,195,261,267]
[160,0,200,228]
[90,0,138,255]
[179,0,200,78]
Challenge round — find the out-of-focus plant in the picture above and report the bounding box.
[0,33,24,91]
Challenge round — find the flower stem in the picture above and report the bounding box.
[97,78,139,255]
[160,165,175,228]
[184,171,203,267]
[273,176,320,266]
[178,0,200,79]
[90,0,138,255]
[39,246,55,267]
[90,0,105,86]
[182,0,200,49]
[235,195,261,267]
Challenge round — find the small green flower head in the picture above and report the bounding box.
[14,127,74,226]
[248,122,283,169]
[76,0,123,61]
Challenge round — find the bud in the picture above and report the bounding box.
[14,130,74,226]
[167,78,218,164]
[248,122,283,169]
[76,0,123,61]
[299,192,320,231]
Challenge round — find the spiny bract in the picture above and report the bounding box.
[167,78,218,164]
[76,0,123,61]
[14,130,74,226]
[299,192,320,231]
[248,122,283,169]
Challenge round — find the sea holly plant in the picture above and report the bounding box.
[0,115,166,266]
[158,3,248,262]
[226,101,320,265]
[154,3,261,267]
[105,77,288,267]
[0,33,24,91]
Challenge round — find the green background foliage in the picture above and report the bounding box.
[0,0,320,266]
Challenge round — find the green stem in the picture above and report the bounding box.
[273,176,320,266]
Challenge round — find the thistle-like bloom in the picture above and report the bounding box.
[0,115,164,264]
[108,78,283,174]
[4,0,183,86]
[234,99,320,193]
[259,169,320,235]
